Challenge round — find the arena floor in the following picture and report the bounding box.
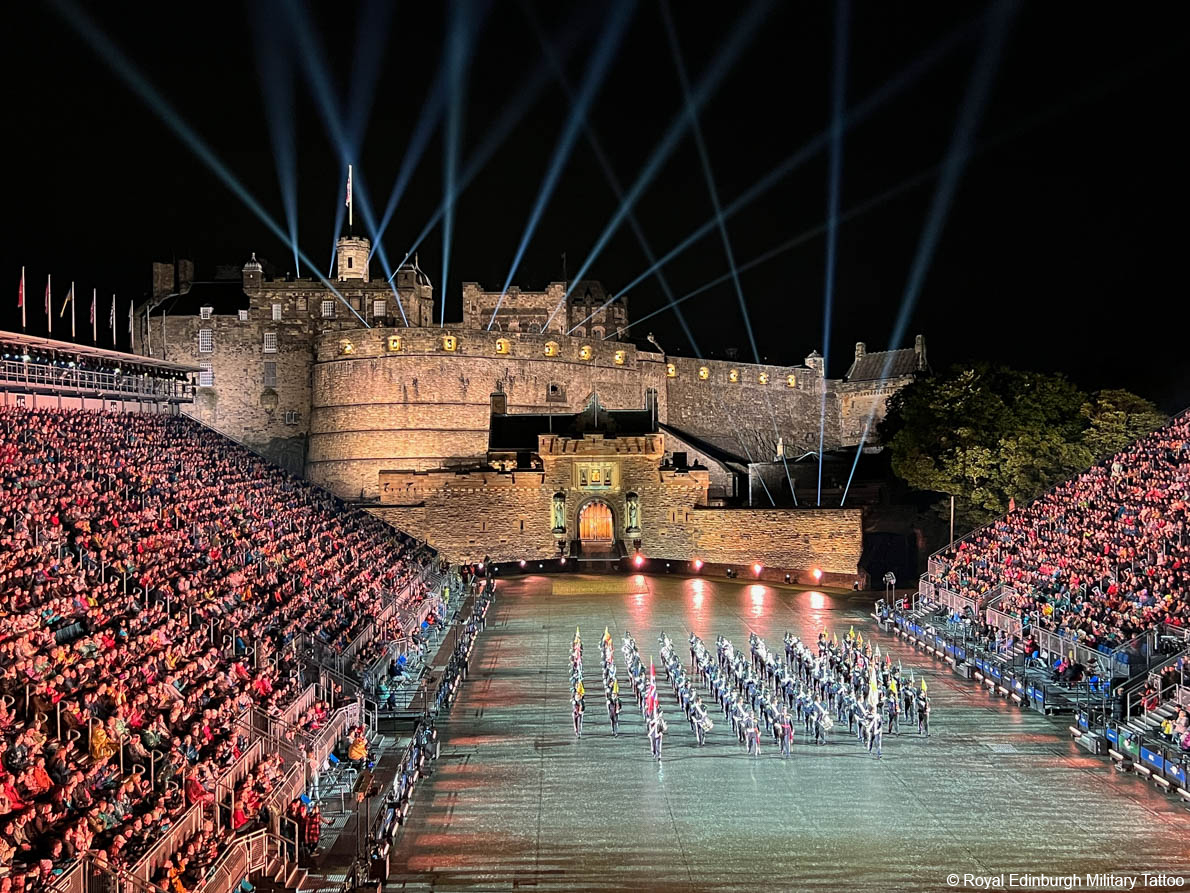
[385,573,1190,891]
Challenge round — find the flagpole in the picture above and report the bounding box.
[129,300,135,352]
[111,294,117,347]
[71,281,76,340]
[47,274,52,336]
[92,288,98,342]
[20,267,26,330]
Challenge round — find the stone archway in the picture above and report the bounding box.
[577,499,615,544]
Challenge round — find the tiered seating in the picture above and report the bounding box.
[931,411,1189,647]
[0,407,426,887]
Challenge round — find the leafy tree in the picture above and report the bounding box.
[880,366,1165,530]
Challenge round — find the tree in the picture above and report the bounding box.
[880,365,1165,530]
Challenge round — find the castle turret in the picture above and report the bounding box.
[336,236,371,281]
[242,252,263,290]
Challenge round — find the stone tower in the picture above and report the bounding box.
[336,236,371,281]
[242,253,263,290]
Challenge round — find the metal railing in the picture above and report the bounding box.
[0,358,194,401]
[131,804,204,882]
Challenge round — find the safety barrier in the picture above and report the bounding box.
[262,761,307,834]
[984,587,1024,636]
[132,803,204,882]
[214,739,265,830]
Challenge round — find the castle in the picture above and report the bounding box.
[136,235,927,574]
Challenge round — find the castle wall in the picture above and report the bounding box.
[689,508,863,575]
[157,312,312,475]
[663,356,842,459]
[835,377,913,445]
[307,327,668,498]
[370,464,862,575]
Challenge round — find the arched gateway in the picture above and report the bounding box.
[578,500,614,544]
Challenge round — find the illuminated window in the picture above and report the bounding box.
[372,299,386,318]
[442,335,457,351]
[544,341,559,357]
[698,366,709,380]
[666,363,677,378]
[758,372,769,385]
[321,300,335,318]
[579,345,592,360]
[198,362,213,387]
[198,329,213,353]
[199,306,212,320]
[613,350,625,365]
[495,338,510,354]
[386,335,402,352]
[272,303,282,321]
[263,332,278,353]
[786,374,797,388]
[338,339,354,355]
[728,369,739,382]
[238,310,249,322]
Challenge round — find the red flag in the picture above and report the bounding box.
[17,268,24,308]
[1008,497,1016,513]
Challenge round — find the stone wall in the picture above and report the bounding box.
[159,312,312,475]
[663,355,842,458]
[308,327,668,497]
[687,508,863,575]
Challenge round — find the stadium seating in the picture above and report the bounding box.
[0,407,431,888]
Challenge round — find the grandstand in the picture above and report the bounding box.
[882,408,1190,799]
[0,333,480,893]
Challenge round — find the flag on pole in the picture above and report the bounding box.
[90,289,97,342]
[110,294,117,345]
[59,282,75,338]
[18,267,25,329]
[45,275,52,335]
[345,164,353,227]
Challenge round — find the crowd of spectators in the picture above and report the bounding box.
[0,407,429,887]
[929,412,1189,655]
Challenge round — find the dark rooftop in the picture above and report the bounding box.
[489,395,657,452]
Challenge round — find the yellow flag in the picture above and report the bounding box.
[612,679,619,694]
[576,681,585,697]
[921,679,927,693]
[856,632,863,648]
[889,678,898,694]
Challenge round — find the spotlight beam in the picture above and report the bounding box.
[611,167,940,339]
[252,11,301,278]
[46,0,368,327]
[441,0,471,326]
[818,0,850,506]
[388,12,595,284]
[369,67,447,262]
[659,0,758,362]
[576,14,982,328]
[540,0,774,333]
[536,7,700,353]
[283,0,410,324]
[488,0,636,330]
[615,40,1166,349]
[841,0,1018,507]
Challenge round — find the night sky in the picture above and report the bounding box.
[6,1,1188,410]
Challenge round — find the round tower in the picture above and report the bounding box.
[336,236,371,281]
